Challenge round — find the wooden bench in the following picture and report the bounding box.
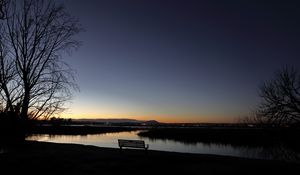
[118,139,149,151]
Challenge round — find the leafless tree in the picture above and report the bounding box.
[0,0,4,19]
[239,112,260,126]
[256,67,300,126]
[0,0,81,121]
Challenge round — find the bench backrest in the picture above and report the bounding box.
[118,139,146,148]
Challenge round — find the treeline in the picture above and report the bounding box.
[36,117,73,126]
[138,127,300,149]
[29,125,138,135]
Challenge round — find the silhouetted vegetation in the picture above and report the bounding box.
[0,0,81,142]
[0,112,25,143]
[0,0,4,19]
[138,128,300,150]
[17,117,140,135]
[29,125,138,135]
[48,117,73,126]
[254,67,300,126]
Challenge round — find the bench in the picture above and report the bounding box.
[118,139,149,150]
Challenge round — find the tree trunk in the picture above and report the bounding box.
[2,85,14,112]
[21,91,29,120]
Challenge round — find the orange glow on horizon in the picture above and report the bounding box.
[61,103,239,123]
[60,113,238,123]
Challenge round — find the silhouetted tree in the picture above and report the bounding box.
[0,0,4,19]
[256,67,300,126]
[0,0,81,125]
[49,117,72,126]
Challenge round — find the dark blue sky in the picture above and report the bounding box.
[59,0,300,122]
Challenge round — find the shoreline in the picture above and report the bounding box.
[25,128,300,163]
[138,128,300,149]
[1,141,299,175]
[29,125,140,135]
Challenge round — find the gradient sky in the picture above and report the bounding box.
[57,0,300,123]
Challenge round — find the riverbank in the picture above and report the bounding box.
[29,125,140,135]
[138,128,300,148]
[0,141,299,175]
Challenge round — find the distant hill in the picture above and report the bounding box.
[143,120,160,125]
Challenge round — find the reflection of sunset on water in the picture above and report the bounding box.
[27,131,300,162]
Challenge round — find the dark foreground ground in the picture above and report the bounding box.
[0,141,299,175]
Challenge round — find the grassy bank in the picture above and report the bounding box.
[0,141,299,175]
[138,128,300,148]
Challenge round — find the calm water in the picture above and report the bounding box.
[26,131,299,162]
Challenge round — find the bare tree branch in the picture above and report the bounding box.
[0,0,81,121]
[256,67,300,126]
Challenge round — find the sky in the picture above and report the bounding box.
[57,0,300,123]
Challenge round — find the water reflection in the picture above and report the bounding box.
[26,131,300,162]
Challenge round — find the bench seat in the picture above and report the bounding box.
[118,139,149,150]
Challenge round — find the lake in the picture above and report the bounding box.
[26,130,299,162]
